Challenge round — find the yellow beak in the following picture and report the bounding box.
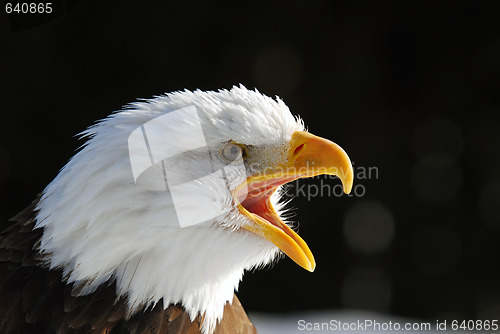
[235,131,353,271]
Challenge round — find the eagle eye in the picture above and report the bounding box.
[220,143,244,162]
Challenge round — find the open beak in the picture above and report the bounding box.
[234,131,353,272]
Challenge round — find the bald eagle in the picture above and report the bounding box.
[0,86,353,333]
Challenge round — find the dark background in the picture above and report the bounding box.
[1,0,500,323]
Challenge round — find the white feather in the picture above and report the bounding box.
[35,85,304,334]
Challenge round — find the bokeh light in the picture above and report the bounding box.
[343,200,395,254]
[411,154,462,204]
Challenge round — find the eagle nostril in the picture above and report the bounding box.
[293,144,305,159]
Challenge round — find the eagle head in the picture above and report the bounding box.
[35,85,353,333]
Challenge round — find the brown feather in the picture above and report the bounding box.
[0,198,257,333]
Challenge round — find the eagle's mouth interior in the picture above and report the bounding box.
[236,175,300,231]
[234,173,317,271]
